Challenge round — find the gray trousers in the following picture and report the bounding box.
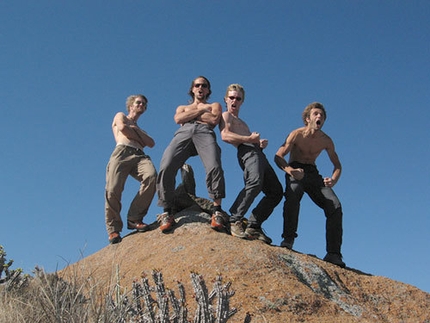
[229,144,283,228]
[105,144,157,234]
[157,122,225,210]
[282,161,343,253]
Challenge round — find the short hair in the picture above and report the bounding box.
[302,102,327,126]
[225,83,245,102]
[188,76,212,100]
[126,94,147,112]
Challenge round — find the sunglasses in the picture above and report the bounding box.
[228,96,242,101]
[194,83,208,89]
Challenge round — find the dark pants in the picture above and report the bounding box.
[282,162,343,253]
[157,122,225,210]
[230,144,283,228]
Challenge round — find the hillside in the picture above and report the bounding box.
[62,208,430,322]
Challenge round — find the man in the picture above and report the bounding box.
[105,94,157,244]
[156,76,227,233]
[275,102,345,267]
[220,84,283,244]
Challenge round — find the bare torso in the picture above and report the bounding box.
[288,127,331,165]
[112,112,145,150]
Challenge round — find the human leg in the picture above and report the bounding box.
[105,146,133,235]
[127,155,157,227]
[280,174,304,248]
[248,158,283,227]
[157,126,196,211]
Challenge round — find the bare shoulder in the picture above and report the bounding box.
[287,127,306,141]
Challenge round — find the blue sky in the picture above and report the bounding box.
[1,1,429,293]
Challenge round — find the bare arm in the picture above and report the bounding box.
[113,113,155,148]
[220,112,260,146]
[274,131,304,180]
[199,102,222,127]
[323,140,342,187]
[174,105,207,124]
[129,125,155,148]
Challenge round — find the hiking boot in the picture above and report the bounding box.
[280,238,294,250]
[245,227,272,245]
[211,211,229,232]
[323,252,346,268]
[230,221,248,239]
[157,212,175,233]
[127,220,149,232]
[108,232,122,244]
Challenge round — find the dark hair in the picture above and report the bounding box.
[188,76,212,100]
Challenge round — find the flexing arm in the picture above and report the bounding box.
[323,139,342,187]
[220,112,260,146]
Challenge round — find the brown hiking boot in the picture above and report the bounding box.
[230,220,249,239]
[157,212,175,233]
[127,220,149,232]
[211,211,229,232]
[245,227,272,245]
[108,232,122,244]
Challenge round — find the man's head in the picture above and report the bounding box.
[224,83,245,116]
[188,76,212,101]
[126,94,147,113]
[302,102,327,127]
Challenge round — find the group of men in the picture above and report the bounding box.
[104,76,346,268]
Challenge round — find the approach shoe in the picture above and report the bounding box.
[230,220,248,239]
[280,238,294,250]
[127,220,149,232]
[245,227,272,245]
[157,212,175,233]
[323,252,346,268]
[108,232,122,244]
[210,210,229,232]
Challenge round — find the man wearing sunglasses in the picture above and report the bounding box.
[220,83,283,244]
[156,76,228,233]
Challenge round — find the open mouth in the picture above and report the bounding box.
[316,120,321,126]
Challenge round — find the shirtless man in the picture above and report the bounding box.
[105,94,157,244]
[275,102,345,267]
[220,84,283,244]
[156,76,227,233]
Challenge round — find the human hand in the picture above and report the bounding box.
[260,139,268,149]
[290,168,304,180]
[324,177,336,187]
[249,132,261,143]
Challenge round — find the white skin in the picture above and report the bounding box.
[112,96,155,150]
[220,90,268,149]
[174,77,222,127]
[173,77,223,206]
[274,107,341,188]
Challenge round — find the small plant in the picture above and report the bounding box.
[0,245,28,291]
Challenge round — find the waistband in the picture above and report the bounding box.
[116,143,143,151]
[184,120,213,129]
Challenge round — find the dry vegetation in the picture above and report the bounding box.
[1,210,430,322]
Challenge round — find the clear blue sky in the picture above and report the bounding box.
[1,1,429,293]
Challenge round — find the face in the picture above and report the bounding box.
[306,108,325,129]
[192,77,210,100]
[130,97,147,114]
[225,90,243,115]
